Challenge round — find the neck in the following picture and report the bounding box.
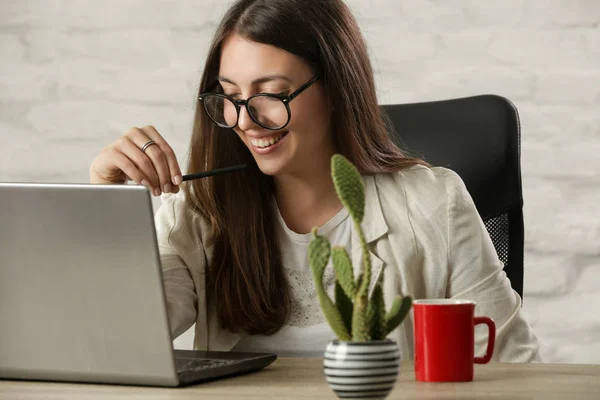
[274,157,343,234]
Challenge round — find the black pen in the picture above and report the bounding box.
[181,164,247,182]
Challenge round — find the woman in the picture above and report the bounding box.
[90,0,541,361]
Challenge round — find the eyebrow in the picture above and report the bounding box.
[217,74,293,86]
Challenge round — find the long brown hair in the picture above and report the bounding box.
[183,0,426,335]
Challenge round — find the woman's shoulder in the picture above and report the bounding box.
[368,164,472,227]
[372,164,466,200]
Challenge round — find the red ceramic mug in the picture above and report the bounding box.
[413,299,496,382]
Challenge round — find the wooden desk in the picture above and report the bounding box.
[1,358,599,399]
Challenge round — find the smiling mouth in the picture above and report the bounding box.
[249,131,288,149]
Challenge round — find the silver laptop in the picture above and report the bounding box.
[0,182,276,387]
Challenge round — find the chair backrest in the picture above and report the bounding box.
[381,95,524,299]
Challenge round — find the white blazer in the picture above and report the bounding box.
[155,165,542,362]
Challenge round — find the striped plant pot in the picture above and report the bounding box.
[324,339,400,400]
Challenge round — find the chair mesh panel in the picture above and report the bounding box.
[483,213,510,267]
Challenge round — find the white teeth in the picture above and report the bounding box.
[250,132,286,149]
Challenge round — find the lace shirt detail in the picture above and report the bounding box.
[284,262,337,327]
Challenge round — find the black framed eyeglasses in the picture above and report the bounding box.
[199,75,319,130]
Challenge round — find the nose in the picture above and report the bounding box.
[237,103,257,131]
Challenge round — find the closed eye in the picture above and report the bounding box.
[264,95,284,102]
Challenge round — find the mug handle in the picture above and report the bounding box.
[473,317,496,364]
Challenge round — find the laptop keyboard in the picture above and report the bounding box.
[175,357,239,373]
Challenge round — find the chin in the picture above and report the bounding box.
[253,158,288,176]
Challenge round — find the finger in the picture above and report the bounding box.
[126,127,172,194]
[110,151,154,193]
[144,144,172,193]
[140,125,183,186]
[117,136,161,193]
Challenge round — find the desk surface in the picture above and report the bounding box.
[2,358,600,399]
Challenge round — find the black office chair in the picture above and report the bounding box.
[381,95,524,299]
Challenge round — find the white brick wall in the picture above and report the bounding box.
[1,0,598,363]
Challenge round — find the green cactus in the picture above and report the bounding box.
[308,229,351,341]
[335,281,353,333]
[367,283,387,340]
[351,295,370,341]
[307,154,412,342]
[331,247,356,298]
[385,295,413,334]
[331,154,365,223]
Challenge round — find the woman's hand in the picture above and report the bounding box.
[90,126,182,196]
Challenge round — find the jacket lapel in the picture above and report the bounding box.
[351,175,389,295]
